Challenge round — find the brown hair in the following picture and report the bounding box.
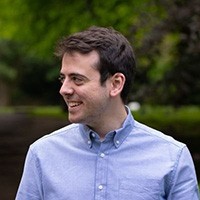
[55,26,136,103]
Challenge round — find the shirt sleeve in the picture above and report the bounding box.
[15,147,43,200]
[169,146,200,200]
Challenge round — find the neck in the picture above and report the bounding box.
[91,104,127,139]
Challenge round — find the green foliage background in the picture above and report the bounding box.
[0,0,199,106]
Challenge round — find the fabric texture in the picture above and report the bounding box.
[16,108,200,200]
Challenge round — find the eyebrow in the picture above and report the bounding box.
[59,72,65,77]
[59,72,89,81]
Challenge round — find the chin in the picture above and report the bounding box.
[68,116,83,124]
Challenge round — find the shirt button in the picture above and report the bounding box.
[98,185,103,190]
[116,140,120,145]
[87,140,91,145]
[100,153,105,158]
[91,133,96,138]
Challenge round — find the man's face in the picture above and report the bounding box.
[59,51,112,127]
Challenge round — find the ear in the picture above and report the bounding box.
[110,73,126,97]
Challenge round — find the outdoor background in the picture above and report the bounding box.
[0,0,199,199]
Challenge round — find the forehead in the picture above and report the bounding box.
[61,51,100,72]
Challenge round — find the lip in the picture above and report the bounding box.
[67,101,83,111]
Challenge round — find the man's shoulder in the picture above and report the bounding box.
[133,120,185,149]
[49,123,80,136]
[31,123,81,147]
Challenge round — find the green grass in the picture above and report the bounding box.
[132,105,200,137]
[1,105,200,137]
[0,106,15,114]
[0,106,66,118]
[29,106,65,118]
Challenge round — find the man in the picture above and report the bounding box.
[16,26,199,199]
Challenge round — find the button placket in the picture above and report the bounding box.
[98,184,103,190]
[94,142,109,199]
[100,152,105,158]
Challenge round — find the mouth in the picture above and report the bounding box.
[67,101,83,109]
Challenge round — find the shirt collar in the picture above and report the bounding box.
[79,106,135,149]
[113,106,135,148]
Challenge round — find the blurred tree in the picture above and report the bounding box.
[0,0,199,105]
[0,0,154,59]
[0,40,20,105]
[133,0,200,106]
[0,0,155,105]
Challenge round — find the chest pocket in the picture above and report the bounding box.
[118,178,161,200]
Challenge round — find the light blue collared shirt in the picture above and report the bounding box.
[16,108,199,200]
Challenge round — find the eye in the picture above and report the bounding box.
[71,76,84,85]
[58,75,65,83]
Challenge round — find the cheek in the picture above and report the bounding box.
[77,83,110,103]
[89,89,109,105]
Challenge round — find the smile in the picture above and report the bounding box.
[68,101,82,108]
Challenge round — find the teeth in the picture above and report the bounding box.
[68,102,81,107]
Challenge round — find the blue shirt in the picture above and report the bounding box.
[16,108,199,200]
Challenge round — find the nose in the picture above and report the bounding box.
[59,80,74,97]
